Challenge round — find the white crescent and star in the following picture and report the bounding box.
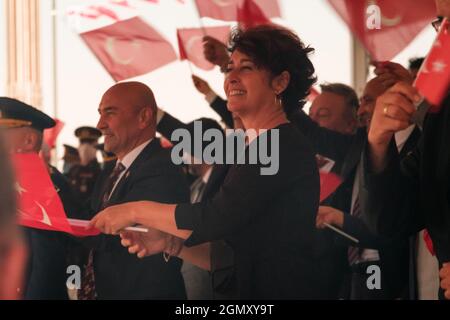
[105,37,141,65]
[432,60,447,73]
[35,201,52,226]
[15,183,27,195]
[185,35,203,57]
[367,0,402,27]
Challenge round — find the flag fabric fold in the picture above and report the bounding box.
[80,17,177,81]
[414,18,450,111]
[195,0,280,22]
[13,153,98,237]
[177,26,230,70]
[327,0,436,61]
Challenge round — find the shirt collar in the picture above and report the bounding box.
[394,125,415,152]
[118,138,153,170]
[202,166,213,184]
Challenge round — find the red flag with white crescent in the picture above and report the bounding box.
[80,17,177,81]
[327,0,436,61]
[12,153,101,237]
[414,18,450,112]
[237,0,272,30]
[12,153,73,233]
[177,26,230,70]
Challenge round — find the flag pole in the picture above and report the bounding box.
[187,60,194,75]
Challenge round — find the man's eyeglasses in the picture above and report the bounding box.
[431,16,443,32]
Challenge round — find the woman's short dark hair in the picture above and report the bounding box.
[0,131,16,230]
[228,25,317,115]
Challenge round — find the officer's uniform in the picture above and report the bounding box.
[0,97,84,299]
[66,127,102,203]
[62,144,80,175]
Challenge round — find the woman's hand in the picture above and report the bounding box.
[316,206,344,229]
[440,263,450,299]
[91,201,143,235]
[120,230,184,259]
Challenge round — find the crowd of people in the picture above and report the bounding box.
[0,0,449,300]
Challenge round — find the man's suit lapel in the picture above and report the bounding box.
[91,164,115,212]
[202,164,229,200]
[108,139,162,202]
[340,129,366,179]
[399,126,421,159]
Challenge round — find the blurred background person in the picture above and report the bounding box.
[66,126,102,203]
[0,131,27,300]
[0,97,81,299]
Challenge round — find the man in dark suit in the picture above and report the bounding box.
[362,3,450,300]
[78,82,189,300]
[0,97,82,299]
[290,74,421,299]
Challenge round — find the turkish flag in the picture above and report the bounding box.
[12,153,73,234]
[43,119,64,149]
[80,17,177,81]
[177,26,230,70]
[327,0,436,61]
[414,18,450,112]
[319,171,343,202]
[195,0,280,22]
[12,153,99,237]
[237,0,272,30]
[68,5,120,21]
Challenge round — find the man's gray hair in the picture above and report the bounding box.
[319,83,359,119]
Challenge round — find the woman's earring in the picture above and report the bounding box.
[274,92,282,108]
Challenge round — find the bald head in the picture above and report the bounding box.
[97,81,157,159]
[102,82,157,115]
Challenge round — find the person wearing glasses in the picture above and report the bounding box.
[359,0,450,300]
[91,25,324,299]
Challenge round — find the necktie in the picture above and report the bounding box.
[190,177,206,204]
[347,196,362,266]
[78,162,126,300]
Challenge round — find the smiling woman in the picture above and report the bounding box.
[92,25,323,299]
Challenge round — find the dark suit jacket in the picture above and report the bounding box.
[362,93,450,299]
[87,139,190,299]
[290,110,420,299]
[210,96,233,129]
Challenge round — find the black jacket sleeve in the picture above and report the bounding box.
[288,110,362,164]
[210,96,233,129]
